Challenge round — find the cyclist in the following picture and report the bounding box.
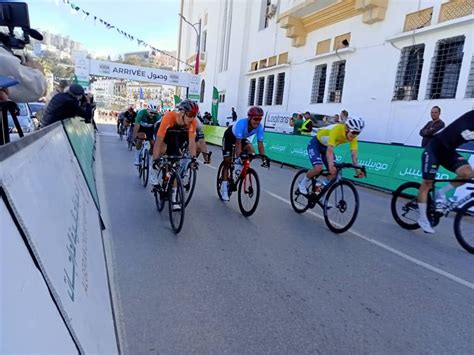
[133,101,159,166]
[150,99,199,210]
[298,117,365,194]
[219,106,268,201]
[417,109,474,234]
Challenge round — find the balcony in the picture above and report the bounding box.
[278,0,388,47]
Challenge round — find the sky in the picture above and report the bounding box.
[27,0,179,58]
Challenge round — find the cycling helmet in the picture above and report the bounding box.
[177,99,199,115]
[247,106,264,117]
[147,101,158,113]
[68,84,84,96]
[345,116,365,132]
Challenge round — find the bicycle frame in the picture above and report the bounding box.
[428,178,474,216]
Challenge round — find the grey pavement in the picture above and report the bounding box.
[95,123,474,354]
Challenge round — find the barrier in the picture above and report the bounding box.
[63,118,100,210]
[202,125,473,192]
[0,122,118,353]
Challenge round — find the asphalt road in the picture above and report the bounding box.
[95,122,473,354]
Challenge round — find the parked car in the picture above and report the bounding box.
[28,101,46,127]
[7,102,36,134]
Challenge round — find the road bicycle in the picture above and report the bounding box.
[152,155,191,234]
[391,178,474,254]
[216,153,270,217]
[118,122,126,141]
[290,163,367,233]
[137,139,151,188]
[126,124,134,151]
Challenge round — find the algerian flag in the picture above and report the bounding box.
[211,86,218,125]
[173,95,182,107]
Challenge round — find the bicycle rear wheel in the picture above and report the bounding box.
[238,168,260,217]
[323,180,359,233]
[290,169,310,214]
[119,126,124,141]
[182,164,197,207]
[142,149,149,187]
[216,161,233,200]
[454,200,474,254]
[168,172,185,234]
[137,151,143,179]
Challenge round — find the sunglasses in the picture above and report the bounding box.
[349,130,360,136]
[185,112,196,118]
[251,116,262,122]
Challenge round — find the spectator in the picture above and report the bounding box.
[203,112,212,124]
[333,114,341,123]
[340,110,349,122]
[40,84,92,127]
[289,112,304,135]
[301,111,313,135]
[46,79,69,104]
[419,106,445,148]
[231,107,237,122]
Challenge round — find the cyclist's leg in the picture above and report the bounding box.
[242,139,254,154]
[437,152,473,198]
[417,147,439,232]
[134,129,146,165]
[221,127,234,181]
[298,138,324,194]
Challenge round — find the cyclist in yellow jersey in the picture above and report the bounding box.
[298,117,366,194]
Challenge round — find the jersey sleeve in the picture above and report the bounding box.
[234,120,245,139]
[135,109,145,124]
[188,119,197,139]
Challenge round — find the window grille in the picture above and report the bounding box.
[393,44,425,101]
[466,56,474,98]
[265,75,275,105]
[275,72,285,105]
[327,60,345,103]
[439,0,474,23]
[256,77,265,106]
[404,7,433,32]
[248,79,256,106]
[264,0,271,29]
[310,64,327,104]
[426,36,465,99]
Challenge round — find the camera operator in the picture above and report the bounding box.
[0,75,24,144]
[41,84,93,127]
[0,0,46,145]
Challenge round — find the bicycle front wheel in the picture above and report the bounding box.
[182,164,197,207]
[323,180,359,233]
[142,149,149,187]
[454,200,474,254]
[119,127,124,141]
[391,182,421,230]
[290,169,310,214]
[154,168,166,212]
[238,168,260,217]
[168,172,185,234]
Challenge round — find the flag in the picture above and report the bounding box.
[139,86,143,99]
[194,52,200,74]
[173,95,182,106]
[211,86,219,125]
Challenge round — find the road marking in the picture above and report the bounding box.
[98,132,119,137]
[265,189,474,291]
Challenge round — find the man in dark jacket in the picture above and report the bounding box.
[419,106,445,148]
[41,84,92,127]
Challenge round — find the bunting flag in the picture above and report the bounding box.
[59,0,193,69]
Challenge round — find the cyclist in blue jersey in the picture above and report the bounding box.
[219,106,268,201]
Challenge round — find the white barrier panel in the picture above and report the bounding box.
[0,126,118,353]
[264,112,293,134]
[0,200,77,353]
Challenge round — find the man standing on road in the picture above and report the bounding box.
[419,106,445,148]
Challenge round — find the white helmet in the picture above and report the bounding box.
[346,116,365,132]
[147,101,158,113]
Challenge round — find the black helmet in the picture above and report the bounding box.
[176,99,199,115]
[68,84,84,96]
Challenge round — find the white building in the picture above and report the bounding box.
[178,0,474,146]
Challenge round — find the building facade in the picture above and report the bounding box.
[178,0,474,146]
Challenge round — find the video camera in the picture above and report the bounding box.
[0,1,43,50]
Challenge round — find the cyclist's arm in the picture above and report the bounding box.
[153,136,165,160]
[188,120,197,157]
[326,145,336,175]
[257,141,265,156]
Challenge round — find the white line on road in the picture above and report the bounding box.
[265,189,474,291]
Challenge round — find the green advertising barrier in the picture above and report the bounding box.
[63,118,99,210]
[203,125,227,146]
[250,132,473,192]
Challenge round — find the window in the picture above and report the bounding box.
[219,0,233,72]
[200,79,205,103]
[466,56,474,98]
[248,78,256,105]
[219,92,226,103]
[393,44,425,101]
[265,75,275,105]
[327,60,346,103]
[256,76,265,106]
[264,0,272,29]
[275,72,285,105]
[310,64,327,104]
[426,35,465,99]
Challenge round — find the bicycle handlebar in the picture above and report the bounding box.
[239,153,271,169]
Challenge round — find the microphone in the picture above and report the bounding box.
[23,27,43,41]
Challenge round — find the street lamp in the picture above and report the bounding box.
[179,14,201,75]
